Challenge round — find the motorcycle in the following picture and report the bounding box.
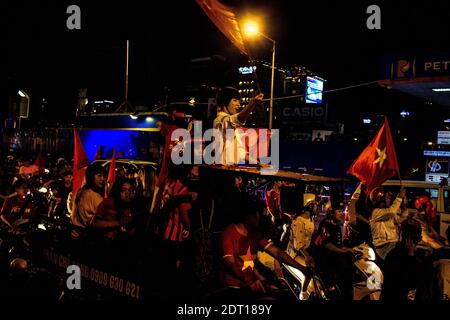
[279,263,329,301]
[351,242,383,300]
[0,217,66,301]
[279,242,383,301]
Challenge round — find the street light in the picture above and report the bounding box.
[17,90,30,130]
[242,20,276,130]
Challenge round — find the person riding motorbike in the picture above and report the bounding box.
[47,170,73,221]
[0,179,37,230]
[381,217,423,300]
[286,193,317,269]
[310,200,355,300]
[219,193,312,301]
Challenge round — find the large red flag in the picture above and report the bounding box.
[72,129,90,199]
[196,0,248,55]
[347,117,400,192]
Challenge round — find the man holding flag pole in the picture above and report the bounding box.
[347,117,407,261]
[196,0,270,168]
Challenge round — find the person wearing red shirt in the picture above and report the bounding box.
[266,181,283,222]
[220,194,311,301]
[150,105,188,215]
[92,178,135,240]
[18,159,39,180]
[0,179,36,229]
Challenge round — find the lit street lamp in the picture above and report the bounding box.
[18,90,30,130]
[243,21,276,130]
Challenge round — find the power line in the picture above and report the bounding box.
[261,80,380,102]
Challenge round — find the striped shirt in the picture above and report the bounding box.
[162,179,192,242]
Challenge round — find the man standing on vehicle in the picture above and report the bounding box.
[213,87,264,165]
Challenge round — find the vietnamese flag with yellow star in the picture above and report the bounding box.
[347,117,400,192]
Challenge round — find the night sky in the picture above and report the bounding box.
[5,1,450,132]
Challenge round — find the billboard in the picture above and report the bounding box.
[312,130,333,142]
[305,76,324,104]
[438,131,450,145]
[425,157,449,183]
[426,158,449,175]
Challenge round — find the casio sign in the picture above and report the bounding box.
[283,106,325,118]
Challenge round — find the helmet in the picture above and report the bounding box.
[324,199,332,212]
[414,195,430,210]
[10,258,28,271]
[401,218,422,244]
[370,187,392,206]
[303,193,317,215]
[303,193,316,207]
[369,187,384,204]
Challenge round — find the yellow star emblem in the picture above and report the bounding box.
[373,147,387,168]
[241,246,254,271]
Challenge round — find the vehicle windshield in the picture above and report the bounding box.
[383,186,438,209]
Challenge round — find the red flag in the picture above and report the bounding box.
[105,147,117,198]
[72,129,90,198]
[347,117,400,192]
[196,0,248,55]
[94,146,103,160]
[107,147,117,185]
[240,128,271,159]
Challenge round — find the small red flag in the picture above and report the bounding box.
[94,146,103,160]
[107,147,117,185]
[72,129,90,198]
[105,147,117,198]
[347,117,400,192]
[196,0,248,55]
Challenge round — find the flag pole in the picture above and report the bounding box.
[397,170,403,187]
[115,40,135,113]
[243,42,268,127]
[387,114,403,188]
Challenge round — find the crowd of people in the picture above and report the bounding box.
[1,86,450,302]
[0,152,72,222]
